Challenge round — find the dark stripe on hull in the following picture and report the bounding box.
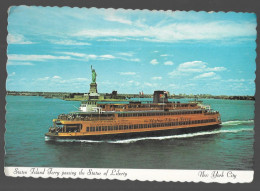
[46,124,221,141]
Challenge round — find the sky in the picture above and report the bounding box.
[6,6,257,95]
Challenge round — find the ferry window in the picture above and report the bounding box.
[140,124,143,128]
[129,125,133,129]
[102,126,105,131]
[134,124,138,129]
[98,126,101,131]
[124,125,128,130]
[87,127,89,132]
[119,125,123,130]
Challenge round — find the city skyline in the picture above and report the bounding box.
[7,6,257,95]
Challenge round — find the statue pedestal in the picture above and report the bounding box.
[89,83,98,94]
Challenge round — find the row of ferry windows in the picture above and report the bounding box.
[127,104,189,108]
[86,119,216,132]
[118,110,203,118]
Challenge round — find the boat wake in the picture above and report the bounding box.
[45,121,253,144]
[107,128,253,144]
[221,119,254,126]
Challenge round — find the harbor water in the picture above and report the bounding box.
[5,96,254,170]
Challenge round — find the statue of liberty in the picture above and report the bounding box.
[91,65,97,83]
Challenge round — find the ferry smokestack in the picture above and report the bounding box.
[153,90,168,103]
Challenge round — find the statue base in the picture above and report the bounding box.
[89,82,98,94]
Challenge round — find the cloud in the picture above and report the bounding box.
[164,61,174,65]
[226,79,245,82]
[38,77,50,81]
[97,38,126,42]
[60,52,139,62]
[50,40,91,46]
[178,61,226,73]
[37,76,89,84]
[7,61,34,66]
[7,34,34,44]
[118,52,133,57]
[8,54,71,61]
[150,59,159,65]
[161,54,168,57]
[8,72,16,77]
[178,61,207,72]
[105,13,132,25]
[152,76,162,80]
[52,76,61,79]
[129,58,140,62]
[127,80,141,86]
[71,78,89,82]
[73,20,256,42]
[168,60,226,79]
[209,67,227,71]
[119,72,136,75]
[100,55,116,59]
[194,72,217,79]
[60,52,86,57]
[144,82,153,87]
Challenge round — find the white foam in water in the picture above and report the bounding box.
[108,128,253,144]
[44,120,254,144]
[221,119,254,126]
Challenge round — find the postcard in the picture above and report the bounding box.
[5,6,256,183]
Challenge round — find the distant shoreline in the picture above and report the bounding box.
[6,91,255,101]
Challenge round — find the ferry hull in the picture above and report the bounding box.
[45,124,221,141]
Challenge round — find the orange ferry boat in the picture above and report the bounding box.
[45,91,221,140]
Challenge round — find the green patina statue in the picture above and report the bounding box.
[91,65,97,83]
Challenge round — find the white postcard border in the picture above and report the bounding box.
[4,167,254,183]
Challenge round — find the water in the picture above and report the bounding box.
[5,96,254,170]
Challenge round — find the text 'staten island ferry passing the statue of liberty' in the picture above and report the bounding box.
[45,66,221,140]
